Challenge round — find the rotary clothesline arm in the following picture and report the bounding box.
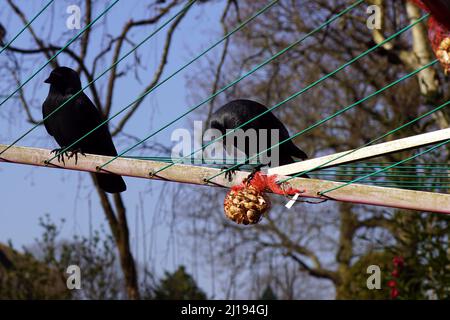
[1,144,449,214]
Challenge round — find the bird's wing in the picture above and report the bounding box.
[77,93,119,156]
[42,95,59,137]
[78,93,104,127]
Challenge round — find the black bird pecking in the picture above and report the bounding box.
[42,66,126,193]
[209,99,308,179]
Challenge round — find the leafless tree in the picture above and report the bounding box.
[0,0,196,299]
[180,0,450,298]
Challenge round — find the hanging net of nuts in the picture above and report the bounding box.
[223,171,303,225]
[409,0,450,74]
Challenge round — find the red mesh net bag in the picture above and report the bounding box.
[409,0,450,74]
[223,171,303,225]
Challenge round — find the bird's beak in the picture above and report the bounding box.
[44,76,51,84]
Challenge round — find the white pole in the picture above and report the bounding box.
[268,128,450,176]
[1,144,449,213]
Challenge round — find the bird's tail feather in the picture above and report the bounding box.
[290,144,308,160]
[95,173,127,193]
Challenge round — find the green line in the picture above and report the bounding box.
[366,185,450,190]
[331,180,450,186]
[0,0,54,55]
[328,166,450,171]
[123,157,450,178]
[319,181,450,189]
[122,156,450,174]
[124,156,450,171]
[0,0,119,110]
[98,0,365,170]
[0,0,195,157]
[206,58,436,181]
[317,168,450,175]
[280,93,448,184]
[47,0,280,164]
[310,173,450,179]
[331,163,450,169]
[320,139,450,195]
[334,168,450,173]
[155,3,413,177]
[339,162,450,166]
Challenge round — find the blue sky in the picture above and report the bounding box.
[0,0,233,297]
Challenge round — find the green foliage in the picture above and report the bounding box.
[153,266,207,300]
[395,214,450,299]
[0,214,206,300]
[38,214,124,299]
[337,251,393,300]
[0,241,70,299]
[0,214,122,299]
[341,213,450,300]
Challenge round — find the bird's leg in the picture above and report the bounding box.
[246,164,264,183]
[67,148,86,165]
[221,166,237,182]
[50,147,70,165]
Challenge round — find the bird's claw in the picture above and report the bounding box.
[67,148,86,165]
[50,148,70,165]
[221,166,236,182]
[246,164,263,184]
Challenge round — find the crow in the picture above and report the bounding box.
[42,66,126,193]
[209,99,308,180]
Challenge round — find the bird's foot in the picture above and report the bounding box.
[50,147,70,165]
[221,166,237,182]
[67,148,86,165]
[246,164,264,184]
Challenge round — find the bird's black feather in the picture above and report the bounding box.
[209,99,308,174]
[42,67,126,193]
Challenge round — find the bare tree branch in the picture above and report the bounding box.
[288,253,339,283]
[111,2,191,135]
[5,43,103,111]
[203,0,236,128]
[104,0,180,116]
[7,0,58,68]
[77,0,93,73]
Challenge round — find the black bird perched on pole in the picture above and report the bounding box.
[42,66,126,193]
[209,99,308,180]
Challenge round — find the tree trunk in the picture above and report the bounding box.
[92,173,140,299]
[335,203,357,299]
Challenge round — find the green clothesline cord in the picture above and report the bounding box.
[329,163,450,169]
[0,0,119,110]
[155,10,429,179]
[339,162,450,166]
[320,167,450,174]
[280,91,447,184]
[98,0,365,170]
[324,181,450,189]
[48,0,279,164]
[0,0,195,157]
[310,173,450,179]
[125,155,450,171]
[0,0,54,55]
[125,156,450,178]
[366,185,450,190]
[331,167,450,173]
[123,156,449,175]
[320,138,450,195]
[332,180,450,186]
[123,156,450,172]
